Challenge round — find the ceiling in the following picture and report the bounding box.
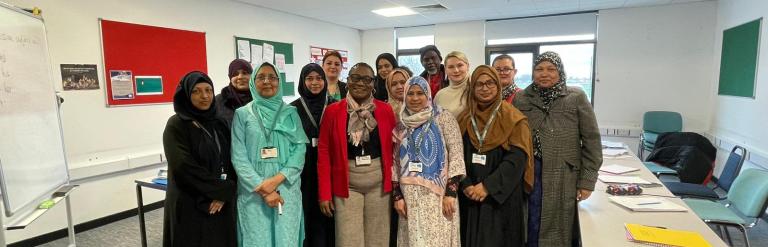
[234,0,710,30]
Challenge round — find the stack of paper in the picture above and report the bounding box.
[603,148,630,157]
[599,175,653,184]
[599,164,640,174]
[625,223,711,247]
[610,196,688,212]
[602,141,627,149]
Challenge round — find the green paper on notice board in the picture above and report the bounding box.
[135,76,163,95]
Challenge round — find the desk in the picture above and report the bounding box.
[135,177,166,247]
[578,148,728,246]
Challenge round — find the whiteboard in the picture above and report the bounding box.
[0,2,70,218]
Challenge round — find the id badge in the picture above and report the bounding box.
[472,153,487,165]
[261,146,278,159]
[356,155,372,166]
[312,138,319,147]
[408,160,423,173]
[220,173,228,180]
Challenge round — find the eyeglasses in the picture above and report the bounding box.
[256,75,278,83]
[495,67,515,74]
[348,75,374,84]
[475,80,498,90]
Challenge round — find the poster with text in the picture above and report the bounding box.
[61,64,99,90]
[309,46,349,79]
[110,70,134,100]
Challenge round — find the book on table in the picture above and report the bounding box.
[625,223,711,247]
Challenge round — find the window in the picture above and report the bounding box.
[396,26,435,76]
[486,13,597,103]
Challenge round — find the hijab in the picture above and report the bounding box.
[394,76,447,195]
[346,63,378,146]
[386,68,410,118]
[220,59,254,110]
[434,51,469,117]
[248,62,304,144]
[531,51,567,160]
[297,63,330,125]
[457,65,535,192]
[173,71,218,121]
[374,53,398,101]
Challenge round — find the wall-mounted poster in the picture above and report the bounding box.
[135,76,163,95]
[234,36,295,96]
[61,64,99,91]
[109,70,134,100]
[309,46,349,79]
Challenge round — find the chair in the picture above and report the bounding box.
[638,111,682,157]
[664,146,747,199]
[683,169,768,247]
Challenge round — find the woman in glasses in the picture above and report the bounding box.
[458,65,533,247]
[290,63,337,247]
[317,63,397,246]
[231,62,308,246]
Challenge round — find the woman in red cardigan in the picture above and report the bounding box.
[317,62,397,247]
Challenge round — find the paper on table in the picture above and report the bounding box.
[603,148,630,156]
[610,196,688,212]
[263,43,274,64]
[237,40,251,61]
[625,223,711,247]
[600,164,640,174]
[251,44,263,66]
[599,175,653,184]
[275,54,286,71]
[602,141,626,149]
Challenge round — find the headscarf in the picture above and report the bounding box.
[501,83,520,101]
[386,68,410,117]
[531,51,567,159]
[434,51,469,117]
[173,71,218,121]
[248,62,305,144]
[297,63,329,125]
[346,63,378,146]
[394,76,447,195]
[374,53,398,101]
[457,65,535,192]
[220,59,253,109]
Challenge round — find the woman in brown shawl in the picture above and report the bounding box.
[457,65,534,247]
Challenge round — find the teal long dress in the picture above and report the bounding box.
[231,62,308,246]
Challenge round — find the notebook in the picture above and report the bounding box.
[610,196,688,212]
[625,223,711,247]
[599,175,653,185]
[600,164,640,174]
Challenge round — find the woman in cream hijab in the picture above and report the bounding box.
[434,51,470,118]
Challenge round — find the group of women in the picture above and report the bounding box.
[162,48,602,247]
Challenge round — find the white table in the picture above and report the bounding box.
[578,149,728,246]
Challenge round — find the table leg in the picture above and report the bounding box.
[136,184,147,247]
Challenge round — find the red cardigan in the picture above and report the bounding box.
[317,98,396,201]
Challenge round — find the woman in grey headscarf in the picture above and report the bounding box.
[514,51,602,247]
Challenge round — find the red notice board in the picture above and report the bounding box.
[100,19,207,106]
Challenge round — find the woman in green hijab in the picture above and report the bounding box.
[231,62,308,246]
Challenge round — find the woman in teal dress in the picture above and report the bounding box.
[231,62,308,246]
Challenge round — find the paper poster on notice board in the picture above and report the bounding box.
[110,70,134,100]
[135,76,163,95]
[309,46,349,78]
[61,64,99,90]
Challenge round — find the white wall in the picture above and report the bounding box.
[594,1,717,132]
[361,28,394,65]
[2,0,360,243]
[434,21,486,67]
[709,0,768,170]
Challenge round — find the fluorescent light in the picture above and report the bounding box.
[487,34,596,45]
[372,6,417,17]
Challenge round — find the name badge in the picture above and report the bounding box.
[356,155,372,166]
[312,138,319,147]
[220,173,227,180]
[261,146,278,159]
[472,153,486,165]
[408,160,423,173]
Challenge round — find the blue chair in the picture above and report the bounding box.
[665,146,747,199]
[683,169,768,247]
[638,111,682,157]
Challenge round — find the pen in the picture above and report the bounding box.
[636,202,661,205]
[278,202,283,215]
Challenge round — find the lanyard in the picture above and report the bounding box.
[407,120,432,160]
[192,121,224,174]
[299,97,327,130]
[470,103,502,151]
[255,104,284,144]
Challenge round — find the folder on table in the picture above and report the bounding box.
[625,223,711,247]
[609,196,688,212]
